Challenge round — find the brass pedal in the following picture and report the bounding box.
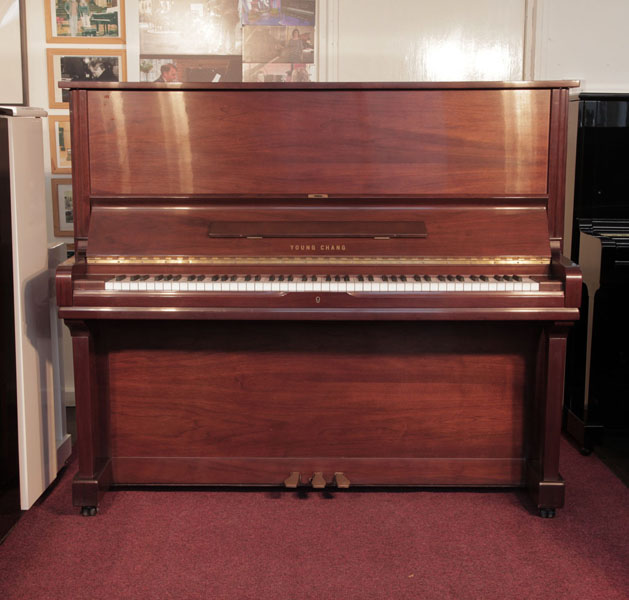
[284,472,301,488]
[311,472,326,489]
[334,472,351,488]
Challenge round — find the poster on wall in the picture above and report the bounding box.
[139,0,241,55]
[45,0,125,43]
[243,25,314,64]
[243,62,314,82]
[48,116,72,174]
[47,48,127,108]
[140,55,242,83]
[51,179,74,237]
[241,1,315,27]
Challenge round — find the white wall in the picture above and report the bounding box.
[0,0,24,104]
[321,0,526,82]
[533,0,629,92]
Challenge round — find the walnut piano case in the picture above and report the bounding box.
[57,81,581,517]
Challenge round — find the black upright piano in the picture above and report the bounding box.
[564,93,629,450]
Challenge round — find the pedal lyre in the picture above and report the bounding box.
[334,472,351,488]
[284,472,301,488]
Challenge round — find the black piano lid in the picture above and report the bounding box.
[579,93,629,128]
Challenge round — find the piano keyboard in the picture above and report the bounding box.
[105,274,540,292]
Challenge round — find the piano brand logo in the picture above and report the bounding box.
[290,244,347,252]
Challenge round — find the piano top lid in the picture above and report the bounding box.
[58,80,580,91]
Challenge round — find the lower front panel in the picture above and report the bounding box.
[95,321,539,487]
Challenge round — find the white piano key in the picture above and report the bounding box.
[105,279,114,290]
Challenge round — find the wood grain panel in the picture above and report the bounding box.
[86,202,551,260]
[87,89,551,196]
[111,456,525,486]
[101,321,537,463]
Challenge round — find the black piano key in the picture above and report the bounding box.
[311,275,317,282]
[187,275,196,281]
[391,275,398,282]
[414,275,421,281]
[368,275,374,282]
[254,275,261,281]
[140,275,150,281]
[480,275,489,281]
[155,275,164,281]
[494,275,503,281]
[423,275,431,282]
[131,275,141,281]
[301,275,308,282]
[400,275,407,282]
[447,275,455,282]
[438,275,446,281]
[325,275,331,282]
[230,275,237,281]
[358,275,364,282]
[172,275,182,281]
[245,275,251,281]
[212,275,219,281]
[197,275,205,281]
[269,275,276,281]
[513,274,522,281]
[343,275,350,282]
[221,275,229,281]
[503,275,513,281]
[278,275,285,282]
[456,275,464,282]
[381,275,388,282]
[470,275,479,281]
[288,275,294,282]
[115,275,125,281]
[334,275,341,282]
[164,275,173,281]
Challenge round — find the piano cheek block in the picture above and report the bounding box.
[58,80,580,517]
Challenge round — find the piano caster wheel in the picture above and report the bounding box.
[539,508,556,519]
[81,506,97,517]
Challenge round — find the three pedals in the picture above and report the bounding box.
[284,471,351,489]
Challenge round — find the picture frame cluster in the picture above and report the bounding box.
[45,1,128,244]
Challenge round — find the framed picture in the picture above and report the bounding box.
[51,178,74,237]
[47,48,127,109]
[49,116,72,174]
[45,0,125,44]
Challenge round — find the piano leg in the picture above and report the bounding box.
[526,322,572,517]
[67,320,111,515]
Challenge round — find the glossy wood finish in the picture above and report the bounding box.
[58,82,581,514]
[99,320,534,487]
[86,89,551,198]
[86,201,551,260]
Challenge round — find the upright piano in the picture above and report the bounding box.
[57,81,581,518]
[564,93,629,450]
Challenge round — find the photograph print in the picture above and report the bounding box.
[140,55,242,83]
[49,116,72,174]
[45,0,125,43]
[51,179,74,237]
[241,1,315,27]
[140,0,241,56]
[243,62,314,82]
[47,48,127,108]
[243,25,314,64]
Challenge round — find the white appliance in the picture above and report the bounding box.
[1,106,69,509]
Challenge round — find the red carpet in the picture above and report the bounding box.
[1,438,627,600]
